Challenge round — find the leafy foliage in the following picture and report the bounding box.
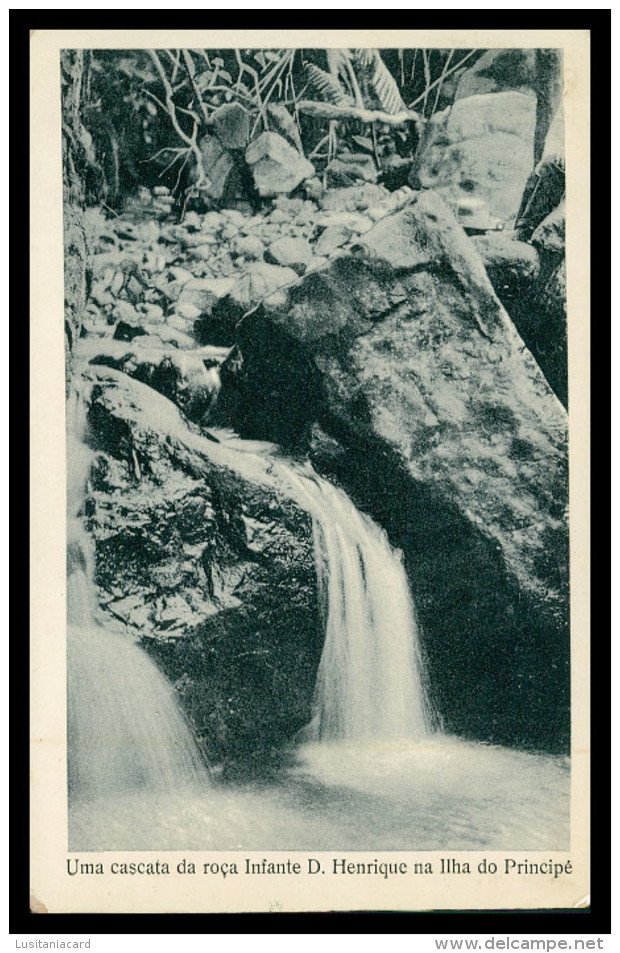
[304,62,353,106]
[353,48,408,114]
[62,46,487,209]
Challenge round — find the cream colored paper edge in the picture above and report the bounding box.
[30,28,590,915]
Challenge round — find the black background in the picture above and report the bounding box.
[12,6,609,936]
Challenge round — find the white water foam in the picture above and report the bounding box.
[281,464,433,741]
[66,388,210,809]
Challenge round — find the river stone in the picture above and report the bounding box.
[112,300,142,325]
[202,211,225,231]
[79,365,319,771]
[177,283,217,316]
[245,132,315,197]
[176,277,235,317]
[411,91,537,226]
[235,189,569,753]
[79,339,225,425]
[305,255,330,274]
[175,300,203,322]
[211,102,251,151]
[168,266,195,286]
[314,225,352,257]
[267,208,290,225]
[313,211,374,234]
[264,236,313,274]
[231,234,265,261]
[166,312,195,334]
[228,261,298,311]
[150,326,197,350]
[197,134,236,201]
[138,303,165,325]
[183,211,202,232]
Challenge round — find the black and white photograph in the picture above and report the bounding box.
[29,28,591,915]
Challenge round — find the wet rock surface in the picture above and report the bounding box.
[235,190,569,751]
[78,365,320,771]
[67,156,570,756]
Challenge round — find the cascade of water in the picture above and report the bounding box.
[67,623,209,798]
[176,430,434,742]
[66,388,209,801]
[63,423,568,855]
[280,464,434,743]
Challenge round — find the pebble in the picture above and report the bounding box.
[91,282,114,308]
[183,211,203,231]
[221,208,246,225]
[193,244,217,261]
[138,303,165,324]
[176,300,203,321]
[152,326,197,349]
[113,300,141,323]
[232,234,265,261]
[202,211,224,230]
[239,214,265,232]
[366,206,390,222]
[167,313,194,332]
[221,223,240,240]
[84,187,395,348]
[305,256,330,274]
[268,208,289,224]
[168,267,195,286]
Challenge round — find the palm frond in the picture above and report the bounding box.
[304,62,353,107]
[353,48,407,115]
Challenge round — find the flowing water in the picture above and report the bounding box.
[66,391,210,806]
[282,465,433,742]
[66,419,569,852]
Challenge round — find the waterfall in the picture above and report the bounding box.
[65,420,568,854]
[280,464,433,743]
[67,624,209,798]
[66,390,209,802]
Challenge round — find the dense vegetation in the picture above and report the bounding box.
[61,46,484,209]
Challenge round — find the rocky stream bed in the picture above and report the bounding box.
[66,86,569,775]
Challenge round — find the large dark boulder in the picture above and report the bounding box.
[78,365,320,776]
[234,189,570,752]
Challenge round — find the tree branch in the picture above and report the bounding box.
[408,50,479,111]
[181,49,211,123]
[297,100,423,129]
[147,49,208,189]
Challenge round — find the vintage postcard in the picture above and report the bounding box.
[30,28,590,915]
